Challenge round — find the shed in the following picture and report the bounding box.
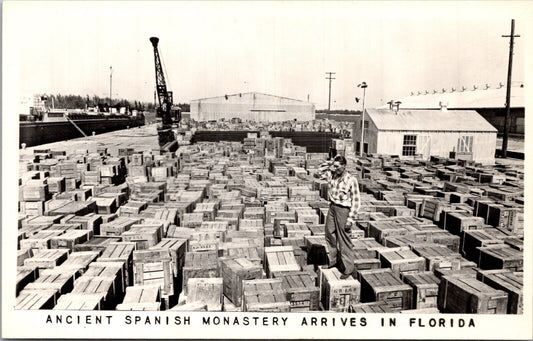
[190,92,315,122]
[353,107,498,164]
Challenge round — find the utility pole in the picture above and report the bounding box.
[358,82,368,157]
[501,19,520,158]
[110,66,113,107]
[325,72,336,112]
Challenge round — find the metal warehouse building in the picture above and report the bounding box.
[190,92,315,122]
[353,106,498,164]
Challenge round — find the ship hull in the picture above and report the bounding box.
[19,116,145,148]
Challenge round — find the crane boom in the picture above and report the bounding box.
[149,37,178,151]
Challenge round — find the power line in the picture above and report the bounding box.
[325,72,336,112]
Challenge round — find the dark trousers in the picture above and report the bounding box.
[325,203,355,275]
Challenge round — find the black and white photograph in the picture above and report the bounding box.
[2,1,532,339]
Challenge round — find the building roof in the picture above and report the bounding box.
[366,108,498,133]
[190,92,310,104]
[378,84,524,110]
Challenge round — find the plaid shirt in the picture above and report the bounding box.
[318,161,361,224]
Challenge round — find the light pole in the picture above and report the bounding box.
[109,66,113,105]
[358,82,368,157]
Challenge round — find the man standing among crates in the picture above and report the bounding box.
[318,155,361,279]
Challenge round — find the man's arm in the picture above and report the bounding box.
[347,176,361,225]
[317,160,333,181]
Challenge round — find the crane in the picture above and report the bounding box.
[150,36,179,152]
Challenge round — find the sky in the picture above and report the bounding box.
[3,1,530,110]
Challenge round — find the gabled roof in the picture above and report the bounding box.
[378,84,524,109]
[190,92,309,104]
[366,108,498,132]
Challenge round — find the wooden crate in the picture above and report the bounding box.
[357,268,413,311]
[444,211,485,236]
[265,246,300,277]
[117,285,161,311]
[438,275,508,314]
[58,251,100,276]
[219,257,262,307]
[284,223,311,238]
[187,277,223,311]
[182,251,219,294]
[411,244,463,272]
[274,271,319,311]
[402,272,440,309]
[461,230,505,262]
[84,261,125,299]
[67,214,103,235]
[477,245,523,271]
[19,230,65,251]
[100,217,140,236]
[24,249,69,269]
[122,224,163,250]
[368,221,411,243]
[133,249,174,297]
[16,265,39,296]
[319,267,361,312]
[16,289,59,309]
[54,293,105,310]
[152,238,188,276]
[48,201,97,216]
[304,236,329,266]
[49,229,93,251]
[24,268,77,294]
[225,245,262,265]
[353,249,381,275]
[350,301,395,313]
[99,242,136,286]
[71,276,116,308]
[73,235,121,253]
[242,278,290,312]
[92,197,118,214]
[379,248,425,277]
[182,212,204,228]
[477,269,522,314]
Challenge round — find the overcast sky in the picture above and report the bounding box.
[3,1,530,110]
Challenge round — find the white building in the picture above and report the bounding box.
[353,106,498,164]
[190,92,315,122]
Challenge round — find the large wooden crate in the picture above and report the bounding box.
[23,249,69,269]
[16,289,59,309]
[152,238,188,276]
[225,245,262,266]
[100,217,140,236]
[182,251,219,294]
[264,246,300,277]
[273,271,319,311]
[444,211,485,236]
[402,272,440,309]
[16,265,39,296]
[24,268,77,294]
[133,249,174,297]
[379,248,425,277]
[122,224,163,250]
[117,285,161,311]
[357,268,413,311]
[461,230,505,262]
[19,230,65,251]
[49,229,93,251]
[353,249,381,275]
[219,257,262,307]
[73,235,121,253]
[350,301,395,313]
[99,242,136,287]
[438,275,508,314]
[71,276,116,309]
[186,278,224,311]
[477,245,523,272]
[242,278,290,312]
[411,244,463,272]
[368,221,411,243]
[58,251,100,276]
[319,267,361,312]
[54,293,105,310]
[477,269,522,314]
